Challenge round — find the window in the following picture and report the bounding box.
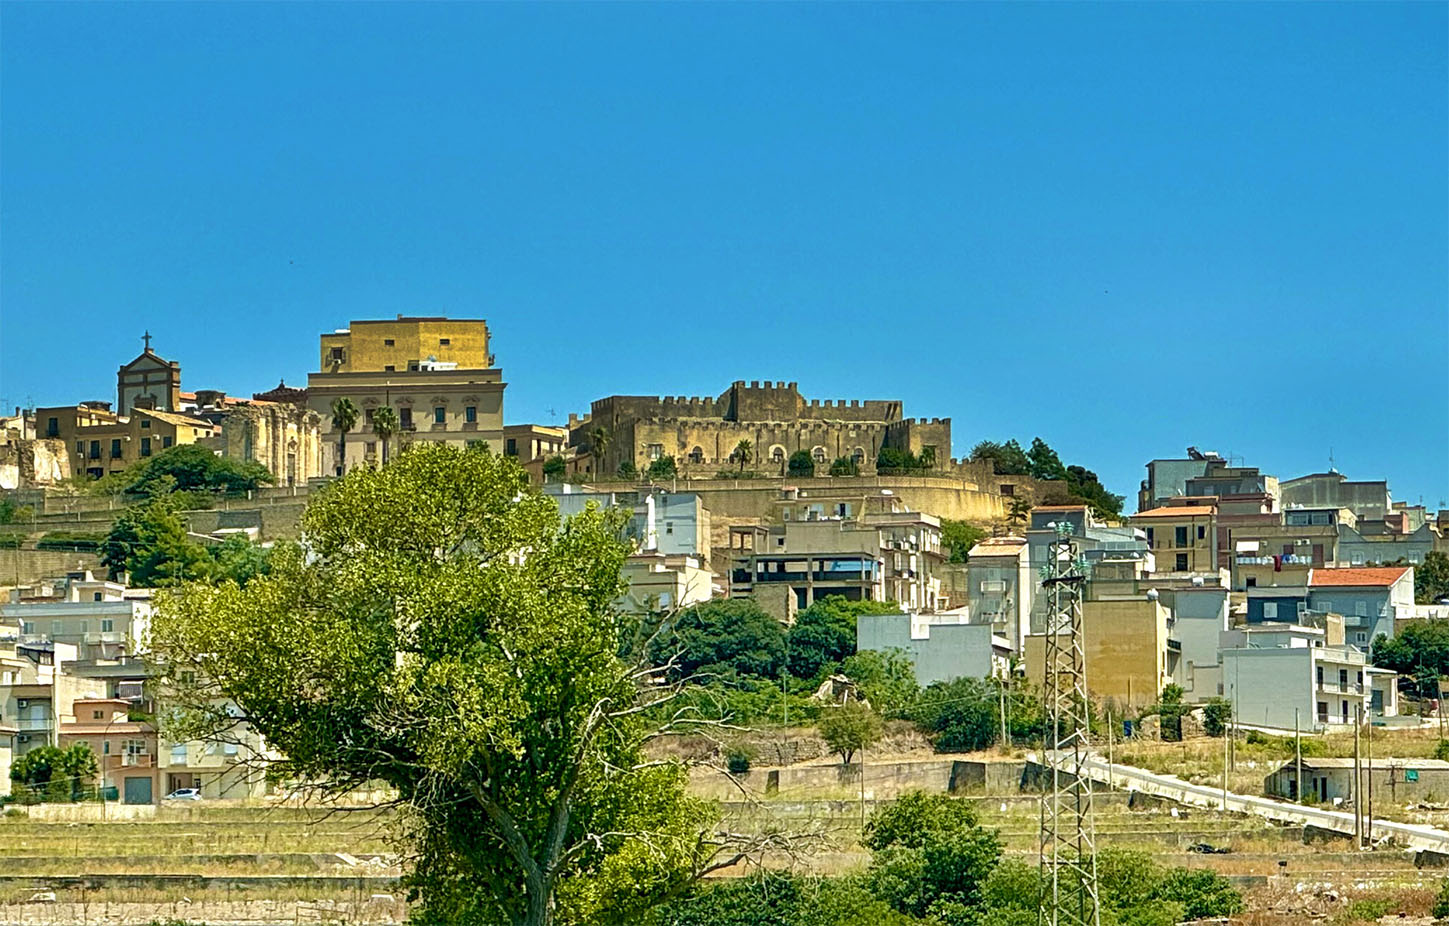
[92,592,102,602]
[1145,527,1154,545]
[434,406,446,424]
[1355,631,1367,644]
[465,406,476,423]
[811,446,826,463]
[1316,666,1323,686]
[399,407,412,429]
[140,419,150,429]
[1246,577,1257,588]
[1197,525,1206,540]
[125,739,146,756]
[1338,668,1348,689]
[439,338,450,345]
[505,438,517,456]
[110,439,122,459]
[1357,670,1363,686]
[46,417,59,437]
[1174,526,1188,546]
[89,440,100,459]
[93,710,103,720]
[1263,601,1278,620]
[329,347,344,363]
[77,441,85,456]
[384,365,395,372]
[1317,701,1328,722]
[140,437,151,457]
[171,744,187,762]
[162,436,173,448]
[647,443,664,461]
[384,338,395,346]
[665,521,674,535]
[1355,601,1368,617]
[101,619,114,632]
[1174,553,1188,571]
[366,441,377,456]
[688,447,704,464]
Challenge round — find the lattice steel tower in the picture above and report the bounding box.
[1038,521,1100,926]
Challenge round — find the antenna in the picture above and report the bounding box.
[1328,447,1336,473]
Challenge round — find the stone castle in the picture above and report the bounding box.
[569,380,950,477]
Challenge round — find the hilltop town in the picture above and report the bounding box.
[2,316,1448,924]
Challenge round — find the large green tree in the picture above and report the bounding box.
[655,598,786,684]
[101,497,213,586]
[939,521,988,564]
[784,596,899,680]
[151,445,753,926]
[1418,551,1449,604]
[10,743,99,802]
[122,444,274,497]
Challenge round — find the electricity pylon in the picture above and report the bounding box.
[1038,521,1100,926]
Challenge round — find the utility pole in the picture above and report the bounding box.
[1295,708,1303,804]
[1037,521,1099,926]
[1106,709,1113,791]
[1366,705,1374,845]
[1353,705,1362,848]
[1222,720,1229,811]
[999,677,1010,753]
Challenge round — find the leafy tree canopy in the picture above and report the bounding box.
[785,596,899,681]
[972,436,1123,518]
[152,444,731,926]
[829,456,859,477]
[11,744,99,802]
[120,444,274,498]
[655,598,786,684]
[940,520,988,564]
[1373,620,1449,691]
[909,677,1044,752]
[839,649,919,719]
[863,792,1002,919]
[102,497,213,586]
[1418,551,1449,605]
[787,450,815,478]
[647,455,678,480]
[819,701,883,765]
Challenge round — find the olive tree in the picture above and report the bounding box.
[151,444,770,926]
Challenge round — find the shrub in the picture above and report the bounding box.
[1434,740,1449,762]
[36,531,104,552]
[726,745,755,774]
[828,457,858,477]
[787,450,815,478]
[646,455,677,480]
[542,456,566,480]
[1435,877,1449,918]
[0,530,25,549]
[1202,698,1232,737]
[1154,868,1243,919]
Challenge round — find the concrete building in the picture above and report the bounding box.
[1282,472,1392,522]
[546,485,711,561]
[1024,594,1176,712]
[3,572,152,661]
[1138,448,1222,511]
[58,697,160,804]
[1265,757,1449,804]
[1024,505,1151,631]
[729,508,944,616]
[1162,584,1231,703]
[505,424,568,467]
[1307,566,1415,648]
[1220,620,1398,731]
[856,611,1010,685]
[965,536,1032,652]
[1131,503,1218,575]
[307,316,505,474]
[0,635,93,763]
[618,553,716,615]
[568,380,949,479]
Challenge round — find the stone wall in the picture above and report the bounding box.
[0,549,104,587]
[0,439,70,489]
[688,758,1028,802]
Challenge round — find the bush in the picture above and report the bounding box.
[36,530,105,552]
[0,530,25,549]
[542,456,566,480]
[1202,698,1232,737]
[1435,877,1449,918]
[1154,868,1243,919]
[828,457,858,477]
[787,451,815,478]
[725,745,755,774]
[646,455,677,480]
[863,792,1002,918]
[1434,740,1449,762]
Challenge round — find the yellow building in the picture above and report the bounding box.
[37,404,217,480]
[308,316,505,474]
[1024,596,1176,712]
[318,316,493,373]
[1130,503,1218,574]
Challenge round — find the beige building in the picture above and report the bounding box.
[1130,503,1218,574]
[58,698,161,805]
[618,553,717,614]
[307,316,505,473]
[37,404,217,481]
[1024,595,1176,712]
[569,380,950,479]
[116,335,182,415]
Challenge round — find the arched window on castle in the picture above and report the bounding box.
[688,446,704,464]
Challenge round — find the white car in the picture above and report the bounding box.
[165,788,202,801]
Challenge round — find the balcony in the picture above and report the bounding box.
[1317,681,1363,695]
[16,718,53,733]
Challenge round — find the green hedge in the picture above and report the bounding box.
[0,530,25,549]
[36,531,105,552]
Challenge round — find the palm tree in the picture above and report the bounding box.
[591,427,610,475]
[1008,496,1032,531]
[734,439,752,474]
[372,406,399,465]
[330,397,359,476]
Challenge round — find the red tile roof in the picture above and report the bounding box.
[1131,505,1217,518]
[1309,567,1411,588]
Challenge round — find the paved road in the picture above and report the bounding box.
[1036,751,1449,853]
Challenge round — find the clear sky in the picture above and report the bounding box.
[2,2,1446,507]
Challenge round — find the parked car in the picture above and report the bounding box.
[164,788,202,801]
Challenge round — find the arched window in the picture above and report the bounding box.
[811,446,827,464]
[688,446,704,464]
[852,447,866,465]
[770,445,786,464]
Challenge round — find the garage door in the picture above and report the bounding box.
[123,776,153,805]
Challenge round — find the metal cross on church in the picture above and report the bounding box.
[142,331,153,351]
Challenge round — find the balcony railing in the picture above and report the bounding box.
[1317,681,1363,694]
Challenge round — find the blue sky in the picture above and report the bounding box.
[2,3,1445,507]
